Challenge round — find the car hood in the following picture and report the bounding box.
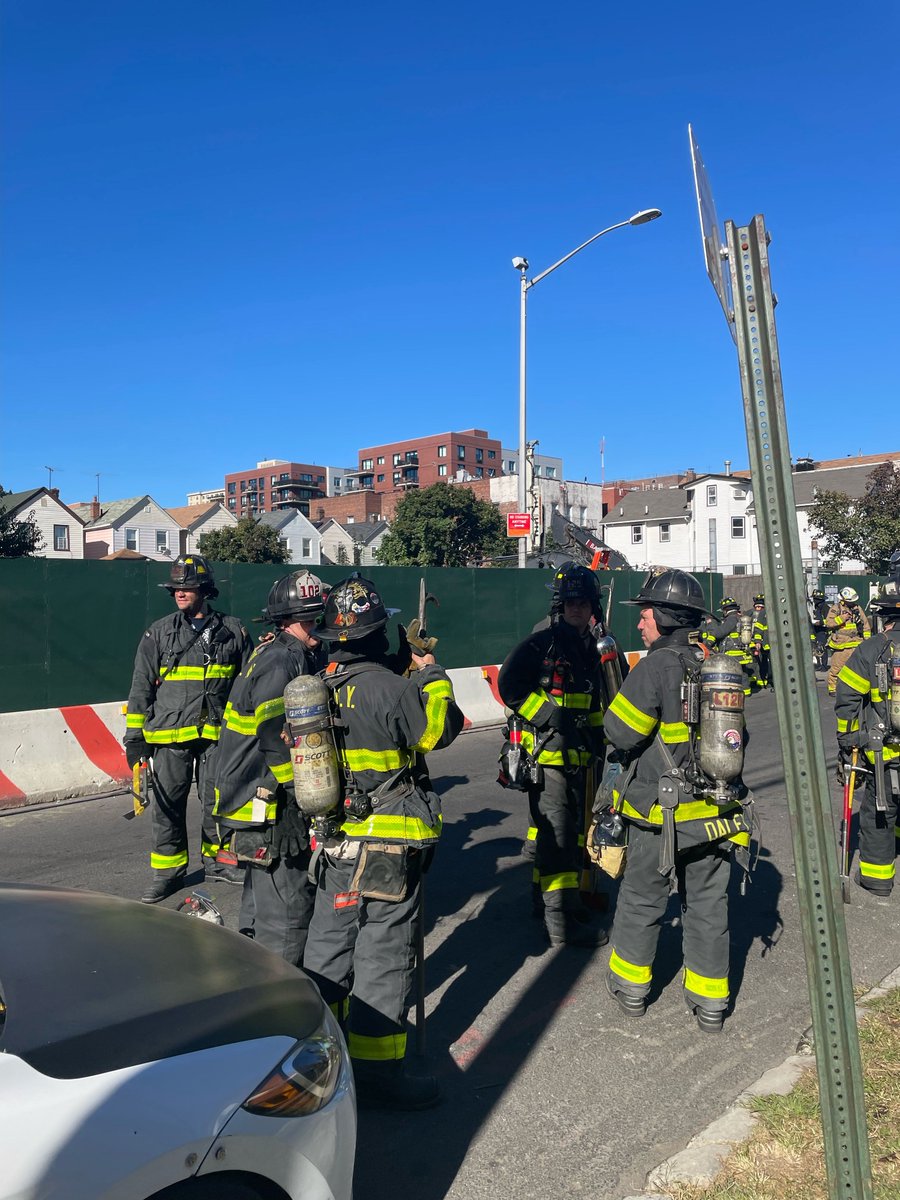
[0,882,323,1080]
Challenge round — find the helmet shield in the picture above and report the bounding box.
[316,574,399,642]
[551,562,601,615]
[840,586,859,603]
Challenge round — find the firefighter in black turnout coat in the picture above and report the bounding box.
[604,569,750,1032]
[498,563,608,947]
[303,575,464,1111]
[124,555,252,904]
[213,571,327,963]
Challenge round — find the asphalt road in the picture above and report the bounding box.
[0,680,895,1200]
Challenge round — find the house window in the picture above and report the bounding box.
[475,466,484,478]
[733,564,747,575]
[393,453,402,466]
[301,538,311,557]
[376,456,384,465]
[475,447,483,463]
[631,525,643,544]
[271,475,278,485]
[125,528,138,551]
[706,484,717,506]
[507,460,518,473]
[393,471,401,483]
[377,474,385,483]
[545,466,556,478]
[534,465,542,477]
[437,445,447,458]
[240,480,246,491]
[346,516,355,524]
[488,468,495,477]
[732,516,746,538]
[457,445,466,460]
[659,523,670,543]
[361,459,373,471]
[53,524,69,552]
[438,464,447,477]
[156,530,169,553]
[228,498,236,509]
[227,482,236,494]
[488,449,496,460]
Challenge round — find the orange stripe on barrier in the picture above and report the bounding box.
[0,770,27,807]
[60,706,130,782]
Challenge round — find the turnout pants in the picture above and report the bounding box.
[241,849,315,965]
[858,769,899,892]
[148,740,219,877]
[828,646,857,695]
[304,847,423,1063]
[609,823,733,1012]
[528,767,584,917]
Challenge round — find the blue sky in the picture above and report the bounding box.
[3,2,897,507]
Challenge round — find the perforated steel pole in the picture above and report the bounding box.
[726,216,872,1200]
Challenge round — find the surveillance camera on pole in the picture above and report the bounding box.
[512,257,529,272]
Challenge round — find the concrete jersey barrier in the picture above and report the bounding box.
[0,653,646,808]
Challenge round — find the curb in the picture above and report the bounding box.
[625,963,900,1199]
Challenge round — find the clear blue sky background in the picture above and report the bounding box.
[3,2,897,507]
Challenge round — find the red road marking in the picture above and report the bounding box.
[60,706,130,782]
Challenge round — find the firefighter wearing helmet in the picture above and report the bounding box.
[212,571,327,962]
[498,561,610,947]
[124,555,252,904]
[702,597,759,695]
[825,585,871,695]
[750,593,773,689]
[301,575,464,1111]
[809,588,830,671]
[835,578,900,895]
[604,568,751,1033]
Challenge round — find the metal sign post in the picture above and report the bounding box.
[725,215,873,1200]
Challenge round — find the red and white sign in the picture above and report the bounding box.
[506,512,532,538]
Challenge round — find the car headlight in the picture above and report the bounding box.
[242,1025,344,1118]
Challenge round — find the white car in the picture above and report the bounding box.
[0,882,356,1200]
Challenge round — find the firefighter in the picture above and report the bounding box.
[498,562,609,947]
[302,575,464,1111]
[826,586,871,696]
[213,570,327,964]
[751,593,772,689]
[124,555,252,904]
[809,588,830,671]
[702,597,758,695]
[604,568,750,1033]
[834,579,900,895]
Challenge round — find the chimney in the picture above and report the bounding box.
[49,487,59,500]
[724,460,732,477]
[90,496,101,521]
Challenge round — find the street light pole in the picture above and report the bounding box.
[513,208,662,569]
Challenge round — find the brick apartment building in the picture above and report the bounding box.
[348,429,504,494]
[224,459,352,518]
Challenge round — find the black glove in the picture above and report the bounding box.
[273,800,309,859]
[124,741,146,769]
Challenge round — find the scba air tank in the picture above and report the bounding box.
[594,631,624,705]
[739,612,754,648]
[698,652,745,804]
[890,646,900,738]
[283,674,342,816]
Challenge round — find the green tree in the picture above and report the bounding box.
[807,462,900,572]
[334,543,350,566]
[198,517,288,564]
[0,487,44,557]
[376,482,508,567]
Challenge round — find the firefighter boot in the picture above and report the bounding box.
[141,873,186,904]
[685,995,725,1033]
[545,911,609,948]
[353,1060,442,1112]
[606,973,646,1018]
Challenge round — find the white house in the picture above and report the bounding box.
[318,519,389,567]
[257,509,322,565]
[0,488,86,558]
[166,503,238,555]
[602,486,694,572]
[74,496,184,561]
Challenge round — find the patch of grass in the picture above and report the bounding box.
[665,988,900,1200]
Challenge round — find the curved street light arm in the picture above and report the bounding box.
[527,219,633,289]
